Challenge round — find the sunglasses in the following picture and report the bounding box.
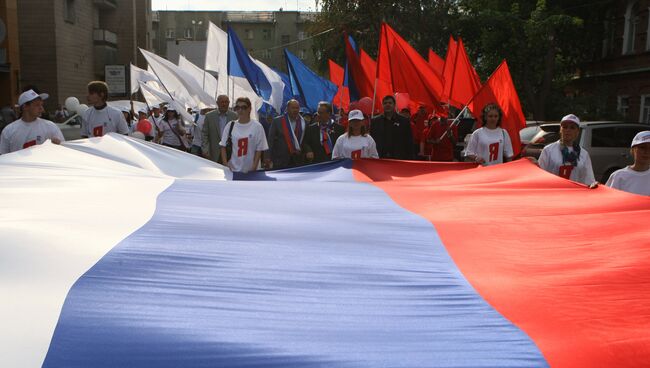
[234,105,250,111]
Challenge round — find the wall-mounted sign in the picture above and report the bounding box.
[105,64,126,96]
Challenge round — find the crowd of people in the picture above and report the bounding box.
[0,81,648,196]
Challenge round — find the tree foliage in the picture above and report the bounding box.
[310,0,612,120]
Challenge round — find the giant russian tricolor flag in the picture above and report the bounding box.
[2,134,649,367]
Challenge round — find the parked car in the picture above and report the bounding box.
[522,121,649,182]
[56,115,82,141]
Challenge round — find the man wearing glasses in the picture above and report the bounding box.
[219,97,268,173]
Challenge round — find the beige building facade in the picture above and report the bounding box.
[17,0,153,111]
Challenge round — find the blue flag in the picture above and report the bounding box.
[227,26,273,102]
[284,49,338,114]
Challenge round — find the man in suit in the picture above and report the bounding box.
[370,95,414,160]
[202,95,238,163]
[302,101,345,164]
[265,99,306,169]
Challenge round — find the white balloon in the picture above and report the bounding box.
[65,97,80,113]
[77,104,89,115]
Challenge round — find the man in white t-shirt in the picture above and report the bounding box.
[606,130,650,196]
[0,89,65,154]
[220,97,268,173]
[80,81,129,138]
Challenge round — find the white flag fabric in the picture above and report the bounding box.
[178,55,218,101]
[253,58,285,113]
[129,64,160,95]
[140,48,215,109]
[139,82,196,125]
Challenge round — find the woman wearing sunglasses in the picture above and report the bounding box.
[219,97,268,173]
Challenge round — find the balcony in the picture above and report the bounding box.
[93,29,118,46]
[93,0,117,10]
[152,11,160,23]
[225,11,275,23]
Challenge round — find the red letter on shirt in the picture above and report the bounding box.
[351,149,362,159]
[558,165,574,179]
[23,140,37,149]
[237,137,249,157]
[488,142,499,162]
[93,126,104,137]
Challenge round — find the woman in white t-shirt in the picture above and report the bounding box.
[538,114,596,186]
[219,97,269,173]
[332,109,378,159]
[464,103,513,166]
[606,130,650,195]
[157,108,187,151]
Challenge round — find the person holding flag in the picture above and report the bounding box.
[332,109,379,160]
[265,99,306,169]
[464,103,513,166]
[538,114,596,186]
[302,101,345,164]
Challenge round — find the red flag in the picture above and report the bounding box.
[469,60,526,157]
[360,49,376,81]
[428,49,445,78]
[329,59,350,111]
[344,34,374,99]
[377,23,444,113]
[441,36,457,104]
[444,38,481,109]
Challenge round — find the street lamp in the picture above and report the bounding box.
[191,20,203,41]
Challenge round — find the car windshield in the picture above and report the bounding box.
[530,130,560,146]
[519,126,541,142]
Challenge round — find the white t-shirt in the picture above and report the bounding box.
[159,118,184,147]
[606,167,650,196]
[0,118,65,154]
[219,119,269,173]
[465,127,514,166]
[192,115,205,147]
[332,133,379,159]
[538,141,596,185]
[81,105,129,137]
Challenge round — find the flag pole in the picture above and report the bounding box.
[370,78,378,118]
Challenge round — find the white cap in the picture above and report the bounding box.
[348,109,364,121]
[119,106,131,113]
[631,130,650,147]
[18,89,49,106]
[137,108,148,114]
[561,114,580,126]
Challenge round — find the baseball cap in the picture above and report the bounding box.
[561,114,580,126]
[631,130,650,147]
[348,109,364,121]
[18,89,49,106]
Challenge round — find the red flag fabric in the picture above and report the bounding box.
[344,35,374,100]
[328,59,350,111]
[469,60,526,157]
[441,36,457,104]
[428,48,445,78]
[444,38,482,109]
[360,49,376,82]
[377,23,444,114]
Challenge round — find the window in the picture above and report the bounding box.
[640,95,650,123]
[281,35,290,44]
[64,0,76,23]
[622,1,639,54]
[592,126,646,147]
[166,28,175,39]
[299,49,306,60]
[245,29,254,40]
[297,31,306,40]
[184,28,192,39]
[618,95,630,118]
[602,12,616,57]
[262,49,271,59]
[262,29,271,40]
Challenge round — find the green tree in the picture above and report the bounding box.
[311,0,610,120]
